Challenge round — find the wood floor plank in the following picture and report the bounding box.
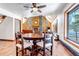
[0,40,73,56]
[53,40,73,56]
[0,40,16,56]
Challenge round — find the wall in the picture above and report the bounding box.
[0,16,14,40]
[32,16,39,27]
[21,16,51,32]
[42,17,47,32]
[56,4,76,40]
[56,4,79,55]
[15,19,20,33]
[55,4,72,40]
[21,18,32,30]
[57,14,64,40]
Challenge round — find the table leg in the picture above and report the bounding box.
[31,40,39,56]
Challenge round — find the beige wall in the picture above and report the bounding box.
[21,16,51,32]
[0,16,14,40]
[32,16,39,27]
[56,4,79,52]
[21,18,32,30]
[54,4,73,40]
[57,14,64,40]
[42,16,51,32]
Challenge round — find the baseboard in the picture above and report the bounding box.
[60,40,79,56]
[0,39,15,41]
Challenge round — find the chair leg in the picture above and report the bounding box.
[16,47,18,56]
[43,47,45,56]
[22,49,24,56]
[51,46,53,56]
[25,49,28,56]
[24,49,26,55]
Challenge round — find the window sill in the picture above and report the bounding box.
[65,39,79,49]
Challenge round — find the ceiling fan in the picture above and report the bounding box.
[24,3,46,13]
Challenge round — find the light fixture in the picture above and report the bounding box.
[22,18,28,23]
[0,20,2,23]
[35,21,37,24]
[32,7,38,12]
[0,15,7,24]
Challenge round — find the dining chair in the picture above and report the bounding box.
[37,32,53,56]
[15,32,33,56]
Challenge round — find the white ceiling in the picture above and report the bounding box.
[0,3,70,19]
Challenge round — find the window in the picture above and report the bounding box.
[67,4,79,44]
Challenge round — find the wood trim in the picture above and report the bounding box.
[64,4,75,40]
[64,4,79,49]
[19,20,21,32]
[65,39,79,48]
[64,12,66,40]
[52,16,57,22]
[15,19,21,33]
[0,39,15,41]
[65,3,75,13]
[64,3,78,40]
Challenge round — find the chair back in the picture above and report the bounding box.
[15,32,22,44]
[44,32,53,45]
[15,32,25,50]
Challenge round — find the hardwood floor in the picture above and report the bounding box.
[0,40,73,56]
[53,40,73,56]
[0,40,16,56]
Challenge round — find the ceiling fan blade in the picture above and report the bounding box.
[31,10,33,13]
[32,3,37,7]
[37,5,46,8]
[38,10,42,13]
[24,6,30,8]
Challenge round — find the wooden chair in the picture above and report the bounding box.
[37,32,53,56]
[22,30,33,34]
[15,32,33,56]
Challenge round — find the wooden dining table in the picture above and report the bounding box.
[22,33,44,39]
[22,33,45,56]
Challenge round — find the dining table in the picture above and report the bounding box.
[22,33,45,56]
